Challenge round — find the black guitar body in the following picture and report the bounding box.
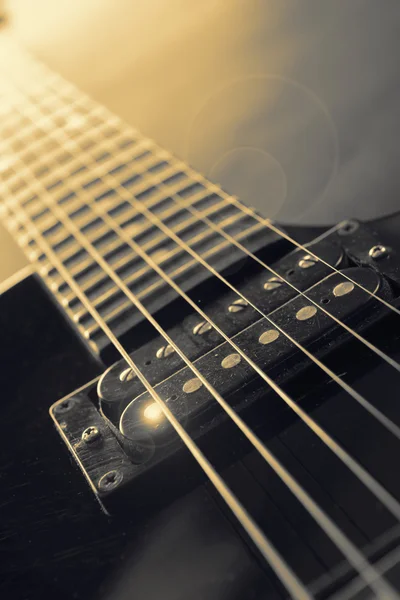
[2,213,400,600]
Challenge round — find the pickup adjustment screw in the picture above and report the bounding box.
[156,344,175,359]
[298,254,318,269]
[98,470,123,492]
[82,426,101,444]
[369,245,388,261]
[119,367,136,382]
[228,298,248,313]
[193,321,212,336]
[263,277,283,291]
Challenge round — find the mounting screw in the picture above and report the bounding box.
[81,426,101,445]
[298,254,318,269]
[98,470,123,492]
[193,321,212,336]
[156,344,175,359]
[228,298,248,313]
[263,277,283,291]
[369,245,388,261]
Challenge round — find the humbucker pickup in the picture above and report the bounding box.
[50,264,392,513]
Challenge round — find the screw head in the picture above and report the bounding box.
[298,254,318,269]
[228,298,248,313]
[193,321,212,336]
[263,277,283,291]
[369,245,388,260]
[98,470,123,492]
[156,344,175,359]
[81,426,101,444]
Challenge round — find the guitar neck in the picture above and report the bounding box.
[0,38,275,355]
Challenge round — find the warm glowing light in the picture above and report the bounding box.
[143,402,164,423]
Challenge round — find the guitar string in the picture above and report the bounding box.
[1,161,396,600]
[7,88,400,445]
[7,73,400,382]
[4,84,400,386]
[5,36,400,600]
[1,98,400,599]
[35,60,400,325]
[1,44,398,596]
[0,148,310,600]
[3,43,400,327]
[5,82,400,485]
[4,80,400,516]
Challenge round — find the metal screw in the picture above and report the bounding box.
[119,367,136,382]
[193,321,212,336]
[98,470,123,492]
[263,277,283,291]
[228,298,248,313]
[298,254,318,269]
[369,245,388,261]
[156,344,175,359]
[81,426,101,444]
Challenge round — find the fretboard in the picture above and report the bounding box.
[0,38,273,354]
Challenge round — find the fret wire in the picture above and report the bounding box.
[2,131,397,600]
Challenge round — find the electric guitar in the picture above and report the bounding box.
[2,35,400,600]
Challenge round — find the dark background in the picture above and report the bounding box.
[1,0,400,279]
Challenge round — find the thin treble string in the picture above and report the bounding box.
[7,80,400,514]
[2,157,396,600]
[0,98,396,600]
[0,171,311,600]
